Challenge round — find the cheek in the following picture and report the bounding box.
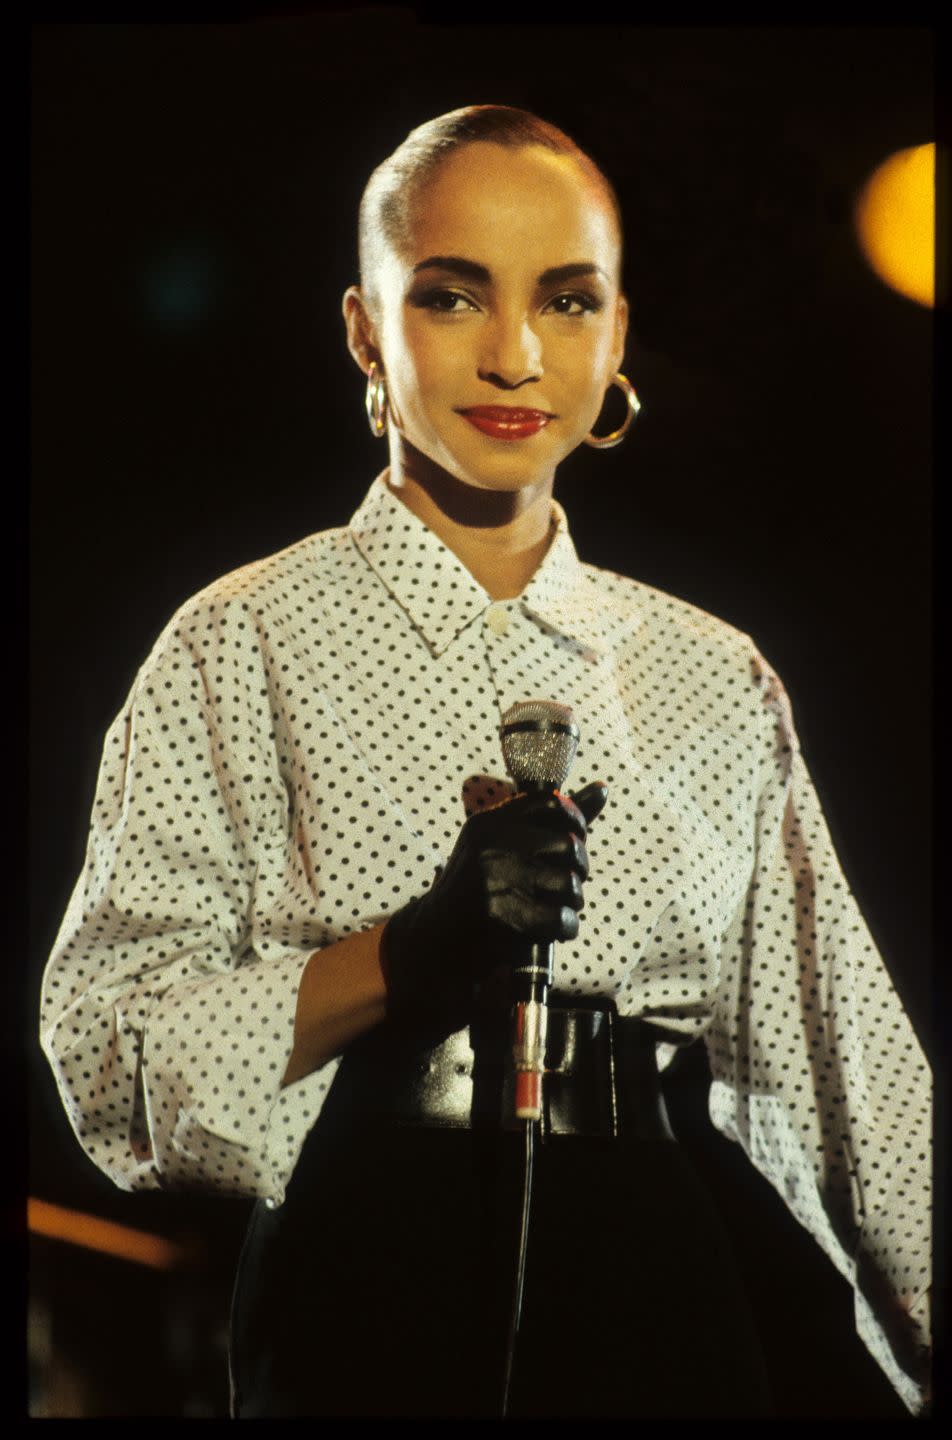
[554,332,619,439]
[387,317,461,410]
[553,327,615,398]
[584,320,619,374]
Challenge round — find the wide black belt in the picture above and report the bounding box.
[317,996,676,1143]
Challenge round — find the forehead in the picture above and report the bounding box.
[401,142,619,275]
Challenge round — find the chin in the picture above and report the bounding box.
[400,424,564,493]
[448,439,565,492]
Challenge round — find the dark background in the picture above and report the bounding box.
[29,16,933,1418]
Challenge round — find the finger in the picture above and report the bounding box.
[568,781,609,827]
[528,829,589,880]
[529,865,584,910]
[491,891,581,943]
[517,789,588,838]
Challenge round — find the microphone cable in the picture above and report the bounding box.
[499,935,551,1417]
[501,1114,536,1419]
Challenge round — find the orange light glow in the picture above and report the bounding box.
[28,1197,192,1270]
[854,143,935,308]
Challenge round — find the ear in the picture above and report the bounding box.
[342,286,383,376]
[610,292,629,377]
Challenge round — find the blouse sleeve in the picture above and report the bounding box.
[39,600,343,1207]
[704,647,931,1414]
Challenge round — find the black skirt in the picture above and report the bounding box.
[229,1113,775,1418]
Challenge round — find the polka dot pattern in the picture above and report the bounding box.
[39,469,930,1411]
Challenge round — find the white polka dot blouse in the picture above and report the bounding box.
[40,469,931,1411]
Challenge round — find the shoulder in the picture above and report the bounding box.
[580,559,791,723]
[180,523,353,617]
[137,522,356,688]
[579,558,755,661]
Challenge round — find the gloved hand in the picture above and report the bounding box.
[380,781,609,1047]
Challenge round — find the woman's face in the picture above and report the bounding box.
[351,142,628,495]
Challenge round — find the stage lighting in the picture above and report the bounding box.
[854,142,935,308]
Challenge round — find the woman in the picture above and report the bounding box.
[39,105,931,1418]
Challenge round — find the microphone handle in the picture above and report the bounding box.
[509,940,553,1121]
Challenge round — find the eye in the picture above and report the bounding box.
[544,292,603,317]
[410,288,480,314]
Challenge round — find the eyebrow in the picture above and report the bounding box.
[411,256,609,286]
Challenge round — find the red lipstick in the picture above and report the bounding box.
[457,407,553,441]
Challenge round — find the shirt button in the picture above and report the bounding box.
[485,603,509,637]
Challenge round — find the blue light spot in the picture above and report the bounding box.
[142,247,219,332]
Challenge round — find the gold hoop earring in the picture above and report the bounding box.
[365,360,388,438]
[584,372,641,449]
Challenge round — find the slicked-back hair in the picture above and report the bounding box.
[357,104,624,314]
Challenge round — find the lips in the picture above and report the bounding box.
[457,406,554,440]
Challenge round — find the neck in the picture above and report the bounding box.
[385,440,556,601]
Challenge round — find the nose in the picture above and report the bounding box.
[477,310,542,389]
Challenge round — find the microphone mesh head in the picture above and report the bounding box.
[499,699,580,792]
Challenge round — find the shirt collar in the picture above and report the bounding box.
[348,470,625,660]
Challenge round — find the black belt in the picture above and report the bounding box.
[317,996,676,1143]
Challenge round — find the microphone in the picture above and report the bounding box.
[499,699,580,1123]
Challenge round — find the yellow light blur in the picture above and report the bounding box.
[28,1197,192,1270]
[854,143,935,308]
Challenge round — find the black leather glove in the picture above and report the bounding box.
[380,781,609,1047]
